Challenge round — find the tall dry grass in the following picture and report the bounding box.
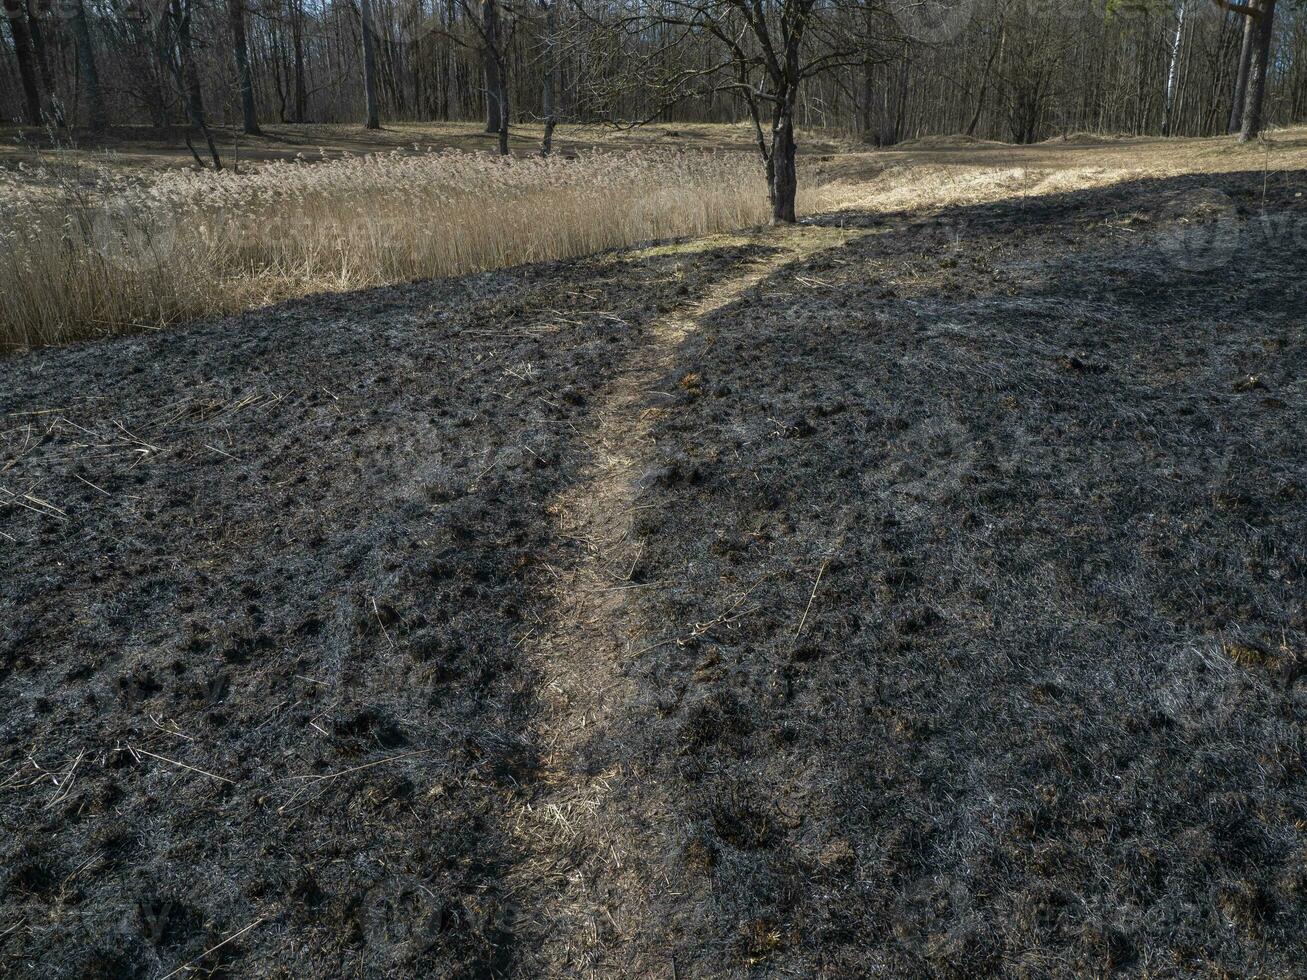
[0,147,774,349]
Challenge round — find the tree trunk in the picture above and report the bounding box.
[228,0,262,135]
[359,0,381,128]
[172,0,222,169]
[291,0,307,122]
[860,59,872,137]
[440,0,454,120]
[770,94,798,225]
[4,0,44,125]
[1229,6,1256,133]
[860,0,874,138]
[497,72,509,154]
[539,0,557,156]
[1239,0,1277,141]
[25,0,65,125]
[482,0,502,134]
[966,30,1004,137]
[1161,0,1185,136]
[70,0,107,132]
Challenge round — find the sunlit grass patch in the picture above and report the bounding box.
[0,147,772,349]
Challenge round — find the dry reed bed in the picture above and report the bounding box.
[0,148,776,349]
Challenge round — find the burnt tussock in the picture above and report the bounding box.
[2,171,1306,977]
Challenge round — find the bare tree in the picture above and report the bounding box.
[625,0,873,222]
[539,0,558,154]
[4,0,45,124]
[70,0,108,131]
[458,0,510,150]
[360,0,382,127]
[228,0,262,134]
[482,0,504,133]
[169,0,223,167]
[1162,0,1187,136]
[1228,1,1256,131]
[25,0,65,125]
[1239,0,1277,139]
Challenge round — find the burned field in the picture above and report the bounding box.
[2,169,1306,977]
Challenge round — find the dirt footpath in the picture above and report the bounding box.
[2,168,1306,978]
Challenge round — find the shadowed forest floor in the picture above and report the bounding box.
[2,166,1306,977]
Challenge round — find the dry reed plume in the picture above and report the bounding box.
[0,147,778,349]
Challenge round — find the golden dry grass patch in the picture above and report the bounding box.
[0,147,774,349]
[812,125,1307,214]
[4,122,1305,350]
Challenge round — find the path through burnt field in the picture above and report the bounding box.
[3,169,1306,977]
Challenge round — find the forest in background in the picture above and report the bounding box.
[3,0,1307,150]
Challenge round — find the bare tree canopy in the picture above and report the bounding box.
[2,0,1306,198]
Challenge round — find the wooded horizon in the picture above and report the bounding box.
[4,0,1305,149]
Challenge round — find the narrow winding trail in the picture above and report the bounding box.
[506,226,853,975]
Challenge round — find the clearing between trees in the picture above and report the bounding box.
[1,136,1306,977]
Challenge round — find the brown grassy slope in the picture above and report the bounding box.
[813,124,1307,213]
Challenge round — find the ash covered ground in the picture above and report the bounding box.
[2,170,1306,977]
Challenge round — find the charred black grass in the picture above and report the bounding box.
[2,171,1306,976]
[585,170,1307,975]
[0,243,773,977]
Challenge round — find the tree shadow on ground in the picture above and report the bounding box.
[0,240,772,977]
[585,168,1307,976]
[1,168,1304,977]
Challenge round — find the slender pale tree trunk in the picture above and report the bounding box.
[1229,6,1256,132]
[228,0,262,134]
[3,0,44,125]
[70,0,107,132]
[1162,0,1186,136]
[482,0,502,133]
[1239,0,1277,141]
[359,0,381,128]
[539,0,557,155]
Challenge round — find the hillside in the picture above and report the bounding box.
[2,159,1306,976]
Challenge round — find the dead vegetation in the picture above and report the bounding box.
[1,142,1306,977]
[4,122,1306,352]
[588,168,1307,977]
[0,144,782,349]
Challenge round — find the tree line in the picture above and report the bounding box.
[3,0,1303,219]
